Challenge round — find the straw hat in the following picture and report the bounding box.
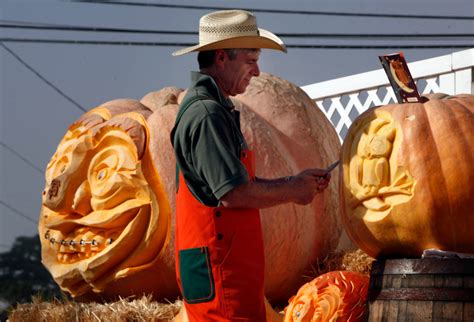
[172,10,287,56]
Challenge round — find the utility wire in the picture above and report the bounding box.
[286,44,474,49]
[71,0,474,20]
[2,22,474,38]
[0,22,193,36]
[0,19,59,27]
[1,38,473,49]
[0,38,193,47]
[0,200,38,225]
[0,142,43,174]
[0,42,87,112]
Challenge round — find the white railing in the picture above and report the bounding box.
[301,49,474,141]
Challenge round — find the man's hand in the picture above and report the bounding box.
[220,168,331,209]
[289,168,331,205]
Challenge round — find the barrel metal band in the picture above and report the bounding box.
[368,287,474,302]
[371,258,474,275]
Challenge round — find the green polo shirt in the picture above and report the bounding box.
[171,72,249,207]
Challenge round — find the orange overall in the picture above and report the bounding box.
[175,149,266,321]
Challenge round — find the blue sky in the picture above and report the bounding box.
[1,0,473,250]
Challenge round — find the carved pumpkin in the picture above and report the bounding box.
[39,73,342,302]
[284,271,369,322]
[340,94,474,258]
[39,103,178,299]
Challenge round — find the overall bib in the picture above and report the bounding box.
[174,97,266,321]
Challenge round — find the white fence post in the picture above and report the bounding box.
[453,49,474,94]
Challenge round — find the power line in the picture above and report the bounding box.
[0,19,58,27]
[0,200,38,225]
[280,33,474,38]
[0,22,194,36]
[71,0,474,20]
[1,38,473,49]
[2,22,474,39]
[0,38,193,46]
[0,141,43,174]
[0,42,87,112]
[285,44,474,49]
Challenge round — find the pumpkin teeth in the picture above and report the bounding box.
[44,207,133,264]
[46,226,121,264]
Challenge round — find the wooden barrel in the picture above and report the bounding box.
[367,258,474,321]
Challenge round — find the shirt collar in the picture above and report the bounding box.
[190,71,235,110]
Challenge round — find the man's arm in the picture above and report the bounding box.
[220,168,331,209]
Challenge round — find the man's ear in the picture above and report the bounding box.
[214,49,227,68]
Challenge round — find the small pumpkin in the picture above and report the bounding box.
[340,94,474,258]
[39,73,342,301]
[284,271,369,322]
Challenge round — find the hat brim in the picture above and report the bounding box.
[172,28,287,56]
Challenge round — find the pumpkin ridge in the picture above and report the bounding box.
[425,99,474,250]
[404,103,452,251]
[426,102,458,249]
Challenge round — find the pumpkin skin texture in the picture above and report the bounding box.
[39,73,342,302]
[340,94,474,258]
[140,86,184,113]
[284,271,369,322]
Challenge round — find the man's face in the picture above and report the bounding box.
[218,49,261,96]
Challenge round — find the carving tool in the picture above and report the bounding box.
[326,160,340,173]
[323,160,340,179]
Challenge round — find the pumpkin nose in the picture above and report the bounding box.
[43,178,62,210]
[43,177,74,212]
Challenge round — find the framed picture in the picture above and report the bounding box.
[379,52,422,103]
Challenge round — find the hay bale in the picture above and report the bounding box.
[8,249,374,321]
[305,248,375,281]
[9,295,181,322]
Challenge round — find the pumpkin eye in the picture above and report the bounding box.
[369,135,391,156]
[92,155,118,183]
[97,169,107,181]
[53,156,69,177]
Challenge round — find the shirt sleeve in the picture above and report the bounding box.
[190,112,249,200]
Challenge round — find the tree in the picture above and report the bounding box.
[0,235,62,319]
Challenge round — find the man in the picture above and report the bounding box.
[171,10,331,321]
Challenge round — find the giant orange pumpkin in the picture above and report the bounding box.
[340,94,474,258]
[39,73,342,302]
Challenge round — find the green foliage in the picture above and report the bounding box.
[0,235,63,320]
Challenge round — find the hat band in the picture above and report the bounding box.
[199,24,259,42]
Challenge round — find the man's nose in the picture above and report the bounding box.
[253,64,260,77]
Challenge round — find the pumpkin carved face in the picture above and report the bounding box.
[40,108,171,297]
[340,94,474,258]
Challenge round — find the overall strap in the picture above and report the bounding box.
[174,95,211,129]
[173,95,212,191]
